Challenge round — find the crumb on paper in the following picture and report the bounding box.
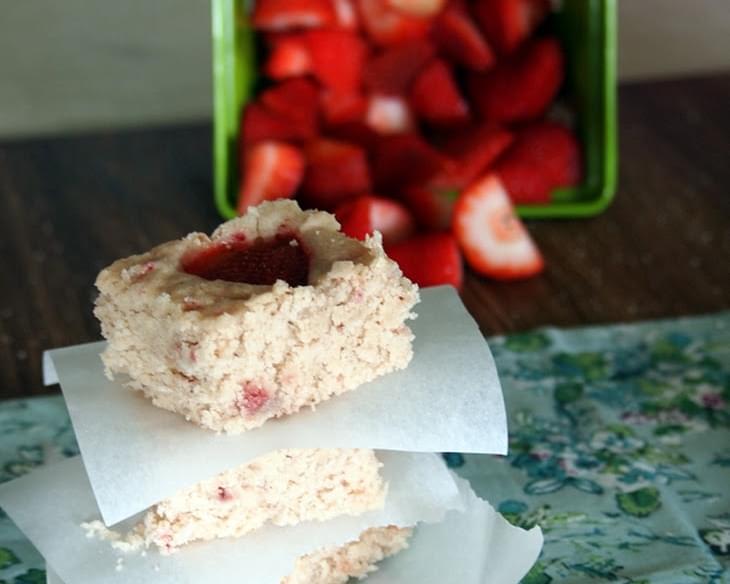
[81,520,145,554]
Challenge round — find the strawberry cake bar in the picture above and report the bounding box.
[140,448,386,553]
[94,200,419,433]
[285,525,412,584]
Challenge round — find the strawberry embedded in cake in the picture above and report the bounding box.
[180,232,310,287]
[94,200,419,433]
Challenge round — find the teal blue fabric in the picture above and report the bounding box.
[1,313,729,583]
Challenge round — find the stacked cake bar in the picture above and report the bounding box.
[88,201,419,579]
[95,200,418,433]
[0,199,543,583]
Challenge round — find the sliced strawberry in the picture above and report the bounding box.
[432,0,495,71]
[335,195,415,244]
[452,173,544,280]
[325,121,381,152]
[241,103,310,145]
[358,0,433,45]
[321,91,368,125]
[182,233,310,287]
[301,139,372,209]
[259,78,320,136]
[468,36,564,123]
[366,95,415,135]
[495,122,582,204]
[305,30,368,93]
[237,142,305,214]
[402,185,458,231]
[331,0,359,28]
[386,233,463,288]
[372,133,449,192]
[264,35,311,79]
[409,59,470,126]
[387,0,446,17]
[252,0,336,30]
[473,0,550,54]
[436,123,514,188]
[363,40,436,95]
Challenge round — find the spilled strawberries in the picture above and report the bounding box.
[238,0,584,287]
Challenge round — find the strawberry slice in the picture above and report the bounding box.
[321,91,368,125]
[363,39,436,95]
[331,0,359,28]
[432,0,495,71]
[366,95,415,135]
[301,139,372,209]
[401,125,512,229]
[182,233,310,287]
[305,30,368,94]
[452,173,544,280]
[259,78,320,134]
[473,0,550,54]
[358,0,433,45]
[401,185,457,231]
[264,34,312,79]
[372,133,449,192]
[436,123,514,188]
[325,121,381,152]
[237,142,305,214]
[241,103,307,145]
[386,233,463,289]
[495,122,582,204]
[253,0,336,30]
[409,58,470,126]
[335,195,415,244]
[387,0,446,17]
[468,36,564,123]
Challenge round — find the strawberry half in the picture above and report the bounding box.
[432,0,495,71]
[321,91,368,125]
[264,34,312,79]
[436,123,514,188]
[386,232,463,289]
[305,30,368,94]
[241,103,307,145]
[452,173,544,280]
[301,139,372,209]
[358,0,433,45]
[473,0,550,54]
[253,0,336,30]
[468,36,564,123]
[409,58,470,126]
[236,142,305,214]
[363,39,436,95]
[325,121,381,152]
[495,122,582,204]
[372,133,449,192]
[182,233,310,287]
[402,124,512,229]
[335,195,415,244]
[366,95,415,135]
[259,78,320,135]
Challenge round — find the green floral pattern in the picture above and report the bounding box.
[452,312,730,583]
[1,313,729,583]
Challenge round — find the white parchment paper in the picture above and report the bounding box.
[42,476,543,584]
[45,286,508,525]
[0,452,462,584]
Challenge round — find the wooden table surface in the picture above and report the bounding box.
[1,75,729,400]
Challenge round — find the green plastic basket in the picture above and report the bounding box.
[212,0,617,220]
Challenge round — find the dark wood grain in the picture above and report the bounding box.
[1,75,729,399]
